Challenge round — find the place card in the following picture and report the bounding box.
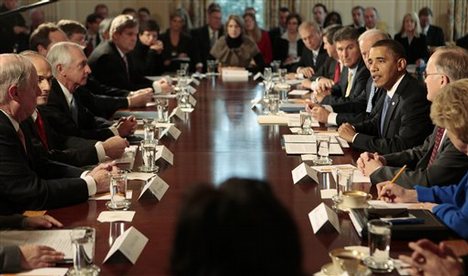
[291,162,318,184]
[253,72,263,80]
[285,79,303,85]
[160,125,181,140]
[250,97,264,108]
[187,85,197,94]
[289,89,309,96]
[103,226,148,264]
[15,268,69,276]
[138,175,169,201]
[156,145,174,165]
[181,107,195,113]
[169,107,185,120]
[190,78,200,86]
[188,94,197,107]
[308,202,340,234]
[97,211,135,222]
[222,69,249,82]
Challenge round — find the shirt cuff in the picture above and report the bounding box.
[109,127,119,136]
[327,112,338,125]
[323,105,333,112]
[94,141,107,162]
[351,133,359,143]
[416,185,436,202]
[80,171,97,196]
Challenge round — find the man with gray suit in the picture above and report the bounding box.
[357,46,468,188]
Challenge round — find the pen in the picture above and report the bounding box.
[389,164,407,184]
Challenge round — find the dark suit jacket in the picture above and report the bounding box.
[456,34,468,50]
[41,79,114,141]
[425,25,445,47]
[272,37,304,69]
[293,44,327,73]
[88,41,152,90]
[160,30,193,72]
[370,127,468,188]
[311,56,336,81]
[352,73,433,154]
[332,76,384,125]
[23,110,99,167]
[130,39,164,76]
[190,25,224,71]
[394,33,429,64]
[0,112,88,215]
[321,59,370,105]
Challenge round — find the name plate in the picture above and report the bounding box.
[160,125,181,140]
[169,107,185,121]
[156,145,174,165]
[253,72,263,80]
[308,202,340,234]
[188,94,197,107]
[138,175,169,201]
[291,162,318,184]
[103,226,148,264]
[190,78,200,86]
[187,85,197,94]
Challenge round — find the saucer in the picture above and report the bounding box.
[321,262,371,276]
[335,202,369,212]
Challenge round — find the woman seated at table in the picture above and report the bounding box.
[243,12,272,65]
[394,12,429,67]
[272,13,303,70]
[377,79,468,239]
[160,11,192,72]
[210,15,265,72]
[170,177,303,276]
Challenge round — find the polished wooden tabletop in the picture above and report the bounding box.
[48,77,410,275]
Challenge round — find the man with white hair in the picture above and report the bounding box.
[0,53,113,214]
[88,14,171,93]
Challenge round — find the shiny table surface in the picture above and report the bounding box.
[49,78,409,275]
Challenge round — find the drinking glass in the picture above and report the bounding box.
[68,227,99,276]
[299,111,313,135]
[106,170,131,210]
[268,93,280,114]
[156,98,169,123]
[364,220,394,272]
[180,63,189,75]
[275,83,290,104]
[278,68,287,82]
[206,60,217,76]
[271,60,281,74]
[140,139,158,172]
[263,67,272,82]
[143,119,157,141]
[332,168,354,208]
[315,135,332,165]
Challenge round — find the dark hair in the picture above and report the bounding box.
[29,22,61,51]
[352,5,364,13]
[138,7,150,15]
[94,4,107,13]
[207,3,221,14]
[86,13,103,24]
[323,24,342,44]
[313,3,328,13]
[372,39,407,60]
[333,26,359,43]
[418,7,433,17]
[170,178,303,276]
[279,6,290,13]
[57,20,86,37]
[324,11,342,27]
[286,13,302,26]
[139,19,159,34]
[121,7,137,15]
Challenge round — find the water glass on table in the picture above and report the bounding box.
[364,219,394,272]
[268,93,280,114]
[140,139,158,173]
[68,227,99,276]
[156,98,169,123]
[315,135,332,165]
[299,111,313,135]
[106,170,131,210]
[143,119,157,140]
[332,167,354,208]
[206,60,217,76]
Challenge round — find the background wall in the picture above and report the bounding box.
[21,0,454,41]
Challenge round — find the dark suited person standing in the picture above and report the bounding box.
[338,39,433,154]
[268,7,289,48]
[0,54,113,214]
[357,46,468,188]
[419,7,445,49]
[191,3,224,72]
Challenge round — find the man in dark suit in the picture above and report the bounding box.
[42,42,137,141]
[357,46,468,188]
[294,21,327,78]
[191,3,223,72]
[310,29,389,126]
[338,39,433,154]
[419,7,445,48]
[268,7,289,49]
[21,51,128,167]
[0,53,112,214]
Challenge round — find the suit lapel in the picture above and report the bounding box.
[339,67,349,95]
[382,74,409,136]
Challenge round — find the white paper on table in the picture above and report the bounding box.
[289,127,301,134]
[320,189,337,199]
[97,211,136,222]
[154,122,175,128]
[286,113,320,127]
[103,226,148,264]
[283,134,316,143]
[153,93,177,99]
[139,175,169,200]
[181,107,194,113]
[285,79,303,85]
[15,268,69,276]
[289,89,309,96]
[257,115,289,125]
[221,69,249,81]
[285,143,317,154]
[145,102,156,107]
[114,145,137,168]
[301,154,317,161]
[90,191,132,201]
[336,136,350,148]
[310,164,370,183]
[127,172,156,181]
[329,143,344,155]
[367,200,418,209]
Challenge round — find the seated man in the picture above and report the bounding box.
[377,79,468,239]
[338,39,433,154]
[0,54,113,214]
[0,214,64,273]
[20,51,128,167]
[42,42,136,141]
[294,21,327,78]
[358,46,468,188]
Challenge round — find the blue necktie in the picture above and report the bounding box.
[366,83,376,113]
[380,94,392,135]
[70,97,78,124]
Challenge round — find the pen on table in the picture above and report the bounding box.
[378,164,407,200]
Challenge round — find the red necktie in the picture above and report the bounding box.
[35,112,49,151]
[333,62,341,84]
[428,127,445,166]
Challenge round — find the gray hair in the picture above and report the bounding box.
[358,29,389,43]
[0,54,35,105]
[99,17,113,38]
[433,46,468,82]
[110,14,138,38]
[46,41,82,76]
[298,21,321,35]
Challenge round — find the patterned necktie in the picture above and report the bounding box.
[345,71,353,97]
[210,30,217,47]
[333,62,341,84]
[366,83,377,113]
[380,94,392,135]
[428,127,445,166]
[35,112,48,151]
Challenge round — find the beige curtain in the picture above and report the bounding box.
[264,0,298,29]
[448,0,468,41]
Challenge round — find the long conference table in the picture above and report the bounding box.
[48,77,412,275]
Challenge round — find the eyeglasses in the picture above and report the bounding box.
[423,71,445,79]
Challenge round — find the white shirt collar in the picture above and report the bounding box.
[31,110,38,121]
[386,74,405,99]
[57,80,74,109]
[115,45,126,59]
[0,109,20,132]
[422,25,429,35]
